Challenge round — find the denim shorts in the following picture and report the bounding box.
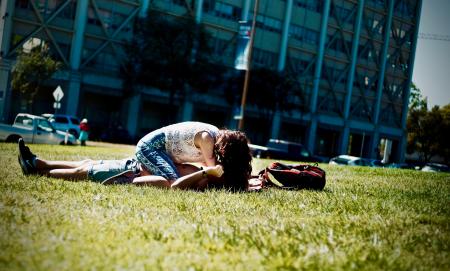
[135,132,179,180]
[87,158,140,183]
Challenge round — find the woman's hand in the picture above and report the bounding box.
[205,165,224,178]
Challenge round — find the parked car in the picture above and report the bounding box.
[421,163,450,173]
[42,113,80,137]
[329,155,383,167]
[0,113,77,145]
[249,139,325,162]
[387,162,416,170]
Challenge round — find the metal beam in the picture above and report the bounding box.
[70,0,89,70]
[277,0,293,72]
[369,0,395,159]
[195,0,204,23]
[373,0,394,125]
[340,0,365,155]
[307,0,331,153]
[398,0,422,162]
[310,0,331,114]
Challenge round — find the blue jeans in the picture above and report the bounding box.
[135,132,179,180]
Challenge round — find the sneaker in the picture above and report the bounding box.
[18,138,36,161]
[18,138,36,175]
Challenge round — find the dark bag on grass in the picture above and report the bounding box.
[259,162,326,190]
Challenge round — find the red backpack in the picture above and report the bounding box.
[259,162,326,190]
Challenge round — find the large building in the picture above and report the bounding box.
[0,0,421,162]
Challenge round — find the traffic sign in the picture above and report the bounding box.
[53,102,61,109]
[53,86,64,102]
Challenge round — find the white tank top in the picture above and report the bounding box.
[163,122,219,163]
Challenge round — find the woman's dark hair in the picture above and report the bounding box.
[213,130,252,191]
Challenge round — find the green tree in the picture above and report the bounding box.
[226,68,301,123]
[407,102,444,163]
[438,104,450,163]
[123,9,224,103]
[409,82,427,111]
[11,46,61,113]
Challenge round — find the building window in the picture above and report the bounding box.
[252,48,277,69]
[394,1,413,18]
[289,25,319,45]
[204,1,241,21]
[333,5,354,25]
[210,37,233,58]
[295,0,322,12]
[171,0,186,6]
[249,13,282,33]
[367,0,385,10]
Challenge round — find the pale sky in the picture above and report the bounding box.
[412,0,450,108]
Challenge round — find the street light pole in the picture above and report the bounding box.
[238,0,259,131]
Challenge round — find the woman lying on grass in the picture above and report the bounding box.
[17,138,261,191]
[135,122,252,191]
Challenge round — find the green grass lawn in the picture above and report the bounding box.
[0,143,449,270]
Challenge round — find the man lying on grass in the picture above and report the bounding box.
[17,139,227,190]
[17,139,261,191]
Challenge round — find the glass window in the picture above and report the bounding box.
[205,1,241,21]
[37,119,54,132]
[16,116,33,128]
[55,116,68,123]
[70,118,80,124]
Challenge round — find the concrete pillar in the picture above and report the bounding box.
[270,111,281,139]
[70,0,88,71]
[307,0,331,153]
[180,99,194,122]
[126,93,141,138]
[195,0,204,23]
[0,0,15,122]
[340,0,364,155]
[66,0,88,116]
[340,125,350,155]
[399,0,422,162]
[0,60,11,122]
[370,130,380,159]
[277,0,293,72]
[65,72,81,116]
[0,0,14,57]
[307,117,318,153]
[241,0,251,21]
[139,0,150,17]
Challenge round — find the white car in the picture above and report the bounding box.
[421,163,450,173]
[329,155,382,167]
[42,113,80,137]
[0,113,77,145]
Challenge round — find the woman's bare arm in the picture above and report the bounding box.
[171,165,224,190]
[132,175,171,187]
[132,165,224,190]
[196,131,216,167]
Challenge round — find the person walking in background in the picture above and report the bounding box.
[79,118,89,146]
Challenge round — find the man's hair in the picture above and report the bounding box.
[213,130,252,191]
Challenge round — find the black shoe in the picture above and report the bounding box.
[18,138,36,161]
[18,138,36,175]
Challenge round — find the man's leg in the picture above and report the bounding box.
[35,158,96,170]
[41,164,90,181]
